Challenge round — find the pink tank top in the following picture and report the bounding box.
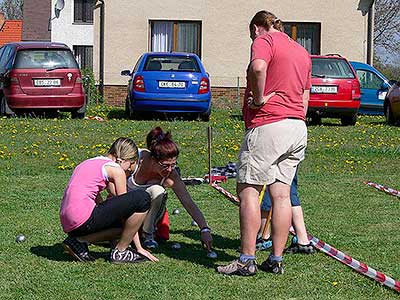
[60,156,119,233]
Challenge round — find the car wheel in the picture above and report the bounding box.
[0,95,15,117]
[125,98,132,119]
[0,96,5,116]
[385,103,395,125]
[308,115,322,126]
[199,106,211,122]
[71,102,86,119]
[71,110,85,119]
[341,114,357,126]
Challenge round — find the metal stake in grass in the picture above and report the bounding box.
[207,126,212,185]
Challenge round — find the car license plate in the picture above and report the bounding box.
[33,79,61,87]
[311,85,338,94]
[158,81,185,88]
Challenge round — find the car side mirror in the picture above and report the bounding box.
[380,82,390,90]
[121,70,131,76]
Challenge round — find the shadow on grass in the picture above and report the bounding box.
[156,229,239,267]
[107,108,125,120]
[106,108,206,122]
[30,243,109,262]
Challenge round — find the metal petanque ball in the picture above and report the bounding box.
[16,234,26,243]
[171,242,181,250]
[207,250,218,259]
[191,220,198,226]
[172,208,180,215]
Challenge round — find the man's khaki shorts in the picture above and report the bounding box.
[237,119,307,186]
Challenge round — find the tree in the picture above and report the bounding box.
[374,0,400,64]
[374,56,400,80]
[0,0,24,20]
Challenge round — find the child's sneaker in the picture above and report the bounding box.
[143,238,158,249]
[284,236,315,254]
[216,259,257,276]
[63,236,95,262]
[142,232,159,249]
[260,258,284,274]
[256,237,272,251]
[110,247,148,264]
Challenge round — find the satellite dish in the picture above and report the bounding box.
[54,0,65,18]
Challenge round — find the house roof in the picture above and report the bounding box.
[0,20,23,47]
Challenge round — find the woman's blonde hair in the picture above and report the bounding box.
[107,137,138,161]
[249,10,284,32]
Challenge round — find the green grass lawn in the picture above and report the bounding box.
[0,106,399,299]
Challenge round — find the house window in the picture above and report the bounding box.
[284,23,320,55]
[150,21,201,57]
[74,0,94,23]
[73,45,93,70]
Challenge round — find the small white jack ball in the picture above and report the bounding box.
[172,209,180,215]
[16,234,26,243]
[171,242,181,250]
[207,250,218,259]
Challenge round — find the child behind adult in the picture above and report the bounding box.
[127,127,213,250]
[60,137,158,264]
[257,171,314,254]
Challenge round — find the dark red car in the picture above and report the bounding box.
[384,81,400,125]
[308,55,361,126]
[0,42,86,118]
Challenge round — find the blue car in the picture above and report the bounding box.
[121,52,211,121]
[350,61,392,115]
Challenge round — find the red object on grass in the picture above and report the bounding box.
[154,209,170,241]
[204,175,227,183]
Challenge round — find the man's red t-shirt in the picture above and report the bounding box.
[243,31,312,129]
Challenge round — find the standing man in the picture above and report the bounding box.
[217,10,311,276]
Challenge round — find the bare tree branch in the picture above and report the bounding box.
[374,0,400,56]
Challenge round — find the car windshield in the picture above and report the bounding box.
[144,56,200,72]
[312,58,355,79]
[14,49,79,69]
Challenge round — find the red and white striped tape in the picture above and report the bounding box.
[308,233,400,293]
[211,184,400,292]
[211,183,240,206]
[364,180,400,198]
[84,116,105,122]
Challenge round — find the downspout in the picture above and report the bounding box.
[99,0,105,97]
[366,4,374,65]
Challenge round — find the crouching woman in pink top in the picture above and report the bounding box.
[60,137,158,264]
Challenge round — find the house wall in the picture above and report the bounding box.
[22,0,51,41]
[50,0,93,50]
[93,0,369,105]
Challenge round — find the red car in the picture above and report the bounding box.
[0,42,86,118]
[308,55,361,126]
[384,81,400,125]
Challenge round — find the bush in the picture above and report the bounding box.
[81,68,104,105]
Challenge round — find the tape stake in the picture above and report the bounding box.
[211,183,240,206]
[364,180,400,198]
[309,234,400,293]
[216,185,400,292]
